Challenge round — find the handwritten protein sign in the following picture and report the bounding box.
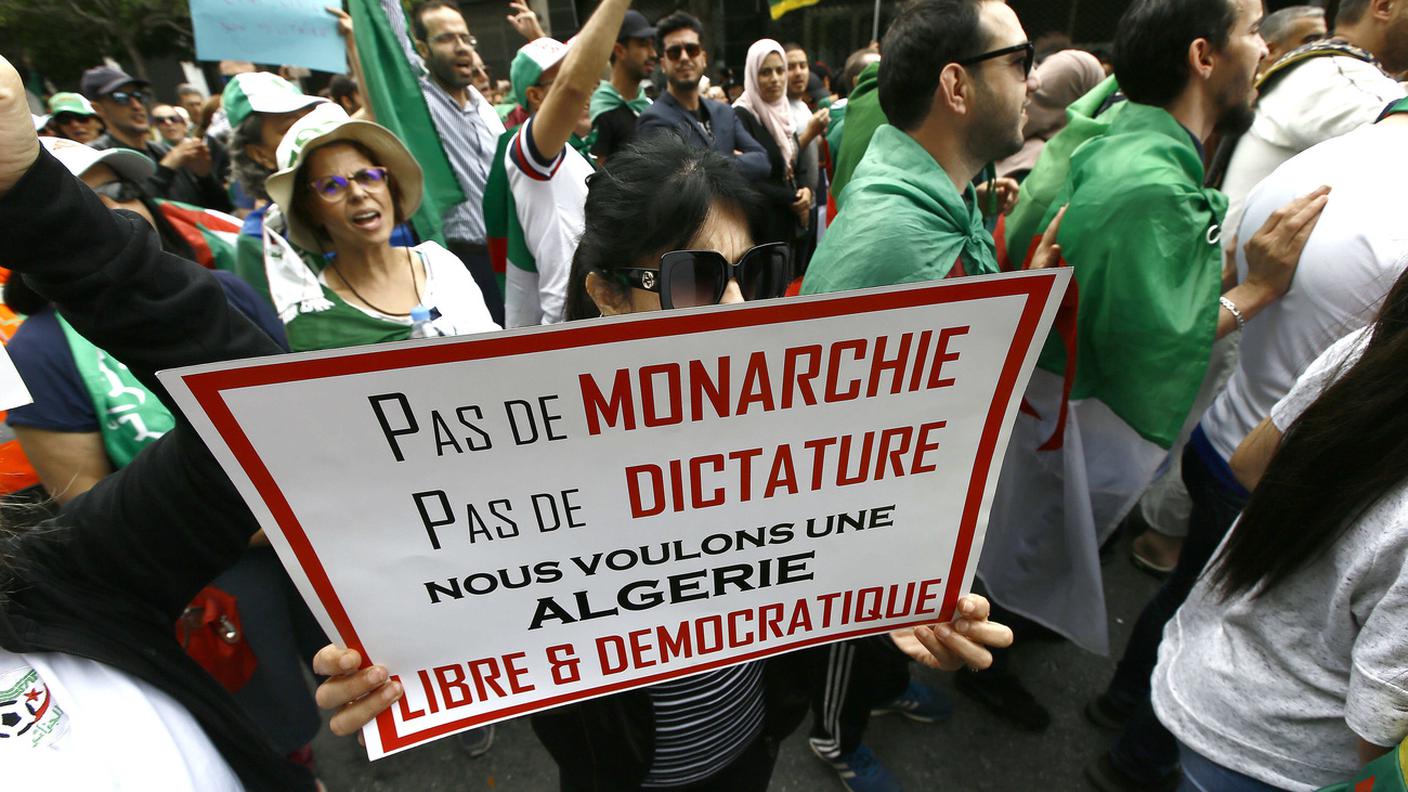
[162,269,1069,757]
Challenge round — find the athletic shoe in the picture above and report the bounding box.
[953,667,1051,732]
[870,679,954,723]
[810,741,903,792]
[1084,753,1179,792]
[456,724,495,757]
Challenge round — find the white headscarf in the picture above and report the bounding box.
[733,39,796,176]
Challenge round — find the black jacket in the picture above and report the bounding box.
[0,149,311,790]
[93,133,234,213]
[733,107,810,247]
[636,92,772,182]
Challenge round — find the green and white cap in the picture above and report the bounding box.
[221,72,327,130]
[47,92,97,117]
[264,103,424,251]
[40,136,155,182]
[510,36,573,110]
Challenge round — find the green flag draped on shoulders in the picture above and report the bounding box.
[1034,101,1227,449]
[349,0,464,245]
[802,124,998,295]
[1003,76,1125,266]
[589,79,650,122]
[829,61,882,207]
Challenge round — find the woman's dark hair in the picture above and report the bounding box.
[564,134,762,322]
[229,112,273,201]
[287,140,405,253]
[1112,0,1239,107]
[877,0,984,132]
[5,194,193,314]
[1211,265,1408,600]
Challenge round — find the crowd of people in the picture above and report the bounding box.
[3,0,1407,790]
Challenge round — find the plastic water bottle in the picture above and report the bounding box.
[409,304,437,339]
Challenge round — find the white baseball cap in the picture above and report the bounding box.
[40,137,155,182]
[221,72,327,130]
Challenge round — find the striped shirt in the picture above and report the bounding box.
[641,661,766,788]
[382,0,504,244]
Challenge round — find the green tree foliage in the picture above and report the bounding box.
[0,0,194,87]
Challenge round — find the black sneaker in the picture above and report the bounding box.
[1084,753,1178,792]
[1084,691,1134,732]
[952,668,1050,732]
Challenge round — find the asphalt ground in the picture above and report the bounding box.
[312,530,1163,791]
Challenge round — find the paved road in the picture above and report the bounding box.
[312,533,1162,791]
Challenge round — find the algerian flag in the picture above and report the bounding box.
[349,0,465,244]
[770,0,822,20]
[156,200,242,271]
[979,101,1227,655]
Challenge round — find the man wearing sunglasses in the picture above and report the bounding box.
[803,0,1042,296]
[81,66,232,213]
[637,12,770,181]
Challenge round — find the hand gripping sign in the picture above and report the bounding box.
[161,269,1069,757]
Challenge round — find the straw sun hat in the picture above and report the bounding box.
[264,103,423,252]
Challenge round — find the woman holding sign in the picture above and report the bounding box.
[314,135,1015,790]
[260,103,500,351]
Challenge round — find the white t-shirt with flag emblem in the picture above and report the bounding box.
[0,648,240,790]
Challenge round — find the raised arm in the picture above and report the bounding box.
[0,55,282,619]
[530,0,631,161]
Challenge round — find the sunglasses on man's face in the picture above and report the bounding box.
[957,41,1036,79]
[107,90,150,106]
[664,42,703,61]
[53,113,92,125]
[91,180,144,203]
[308,167,390,202]
[615,242,791,310]
[152,114,183,125]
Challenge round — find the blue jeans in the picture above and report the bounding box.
[1105,437,1249,784]
[1177,743,1283,792]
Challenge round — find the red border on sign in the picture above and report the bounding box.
[180,273,1057,753]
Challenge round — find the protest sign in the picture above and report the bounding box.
[161,269,1069,758]
[190,0,347,74]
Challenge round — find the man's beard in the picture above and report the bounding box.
[1213,96,1256,137]
[968,86,1026,164]
[429,56,470,91]
[668,73,701,93]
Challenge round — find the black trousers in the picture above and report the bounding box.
[807,635,910,759]
[446,239,505,327]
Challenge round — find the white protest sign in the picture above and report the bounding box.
[161,269,1069,758]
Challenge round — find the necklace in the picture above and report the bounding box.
[329,247,421,317]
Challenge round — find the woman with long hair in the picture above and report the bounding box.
[1152,266,1408,791]
[262,103,498,351]
[731,39,812,250]
[317,135,1014,791]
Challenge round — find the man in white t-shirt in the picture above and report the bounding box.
[495,9,625,328]
[1217,0,1406,239]
[1085,98,1408,792]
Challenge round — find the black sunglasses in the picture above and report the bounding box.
[956,41,1036,78]
[664,42,703,61]
[615,243,791,309]
[107,89,150,105]
[91,180,145,203]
